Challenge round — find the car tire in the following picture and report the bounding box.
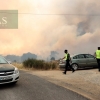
[71,63,79,70]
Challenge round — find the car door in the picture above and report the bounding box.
[73,54,87,67]
[84,54,98,67]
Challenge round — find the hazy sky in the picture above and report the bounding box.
[0,0,100,59]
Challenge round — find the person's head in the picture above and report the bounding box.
[98,47,100,50]
[64,50,68,53]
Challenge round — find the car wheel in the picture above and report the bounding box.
[71,63,79,70]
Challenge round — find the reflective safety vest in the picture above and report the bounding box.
[96,50,100,59]
[65,53,69,60]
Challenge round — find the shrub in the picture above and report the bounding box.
[22,58,58,70]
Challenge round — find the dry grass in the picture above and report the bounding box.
[23,58,59,70]
[12,63,24,69]
[12,59,60,71]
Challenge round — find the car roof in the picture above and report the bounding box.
[71,53,93,57]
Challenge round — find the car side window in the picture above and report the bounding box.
[73,56,78,59]
[73,54,85,59]
[85,54,95,58]
[78,54,85,59]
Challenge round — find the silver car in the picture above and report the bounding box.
[0,56,19,84]
[59,54,98,70]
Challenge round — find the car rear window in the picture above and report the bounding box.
[85,54,95,58]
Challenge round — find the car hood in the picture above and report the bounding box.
[0,64,15,72]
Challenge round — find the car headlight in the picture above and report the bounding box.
[14,68,19,74]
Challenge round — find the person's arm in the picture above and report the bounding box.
[62,56,65,59]
[61,54,66,60]
[68,53,72,61]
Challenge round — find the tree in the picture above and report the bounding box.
[51,57,55,61]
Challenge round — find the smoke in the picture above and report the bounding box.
[0,0,100,59]
[50,51,59,60]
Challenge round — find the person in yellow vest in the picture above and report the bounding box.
[62,50,75,74]
[95,47,100,72]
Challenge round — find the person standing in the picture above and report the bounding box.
[95,47,100,72]
[62,50,75,74]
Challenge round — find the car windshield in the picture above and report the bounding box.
[0,56,8,64]
[70,55,76,58]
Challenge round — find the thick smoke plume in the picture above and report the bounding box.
[0,0,100,59]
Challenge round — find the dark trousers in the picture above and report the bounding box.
[65,60,74,73]
[97,59,100,71]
